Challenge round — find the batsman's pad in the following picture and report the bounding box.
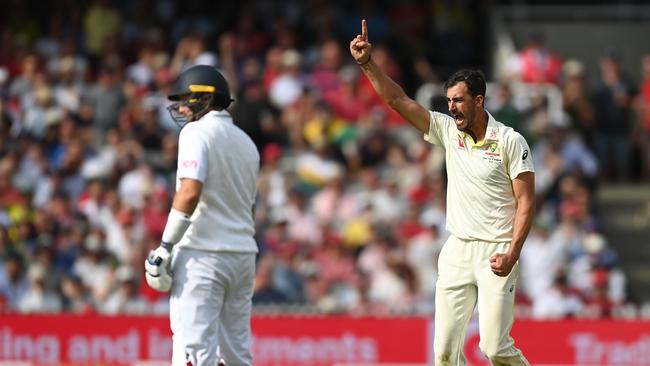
[145,247,173,292]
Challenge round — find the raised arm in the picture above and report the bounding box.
[350,19,430,134]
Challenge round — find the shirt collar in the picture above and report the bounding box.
[205,109,233,122]
[462,110,499,147]
[484,111,499,142]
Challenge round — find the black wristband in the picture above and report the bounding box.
[357,55,371,66]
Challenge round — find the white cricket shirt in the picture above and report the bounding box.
[424,110,534,242]
[175,110,260,253]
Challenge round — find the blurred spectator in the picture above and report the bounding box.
[356,45,404,125]
[269,49,305,108]
[252,256,289,305]
[0,253,28,312]
[170,33,217,75]
[126,47,157,87]
[533,117,598,196]
[100,265,148,314]
[590,49,636,182]
[507,31,563,85]
[635,54,650,179]
[284,186,322,246]
[309,39,344,96]
[232,77,284,151]
[71,230,113,304]
[22,86,63,139]
[489,83,526,134]
[86,65,126,136]
[357,228,406,306]
[60,274,94,314]
[532,271,584,319]
[17,263,62,313]
[84,0,122,60]
[322,65,369,123]
[519,218,566,302]
[8,54,39,100]
[404,222,443,305]
[257,144,292,214]
[568,233,626,307]
[311,176,358,228]
[561,59,595,146]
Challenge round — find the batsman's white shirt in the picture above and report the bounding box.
[424,110,534,242]
[175,110,259,253]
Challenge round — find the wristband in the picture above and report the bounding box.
[357,55,371,66]
[161,208,192,248]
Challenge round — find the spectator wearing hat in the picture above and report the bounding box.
[269,49,305,109]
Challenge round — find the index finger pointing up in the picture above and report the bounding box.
[362,19,368,41]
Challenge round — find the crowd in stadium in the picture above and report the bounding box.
[1,0,649,319]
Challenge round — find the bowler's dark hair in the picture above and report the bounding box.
[443,69,487,98]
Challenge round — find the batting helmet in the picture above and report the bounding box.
[167,65,233,126]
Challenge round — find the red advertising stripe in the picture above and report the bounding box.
[0,315,171,365]
[512,320,650,365]
[0,315,430,366]
[251,315,430,365]
[2,315,650,365]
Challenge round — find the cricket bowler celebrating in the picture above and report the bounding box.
[350,20,535,365]
[145,65,259,366]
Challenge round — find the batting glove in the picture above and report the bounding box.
[145,244,173,292]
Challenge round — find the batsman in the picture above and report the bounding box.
[145,65,259,366]
[350,19,535,365]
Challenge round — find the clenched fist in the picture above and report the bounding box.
[145,245,173,292]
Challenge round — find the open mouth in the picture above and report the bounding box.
[453,114,465,126]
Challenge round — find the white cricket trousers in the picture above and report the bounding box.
[170,248,256,366]
[434,235,530,366]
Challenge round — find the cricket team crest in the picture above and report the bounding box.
[483,141,502,163]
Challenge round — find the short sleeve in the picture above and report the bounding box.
[423,111,452,149]
[177,125,209,183]
[505,132,534,180]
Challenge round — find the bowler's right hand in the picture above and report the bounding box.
[350,19,372,64]
[145,245,173,292]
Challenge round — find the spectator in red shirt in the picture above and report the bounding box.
[508,31,563,85]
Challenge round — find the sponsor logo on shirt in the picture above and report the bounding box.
[457,134,465,148]
[181,160,198,169]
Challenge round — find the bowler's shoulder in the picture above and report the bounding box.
[497,122,528,146]
[430,111,456,133]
